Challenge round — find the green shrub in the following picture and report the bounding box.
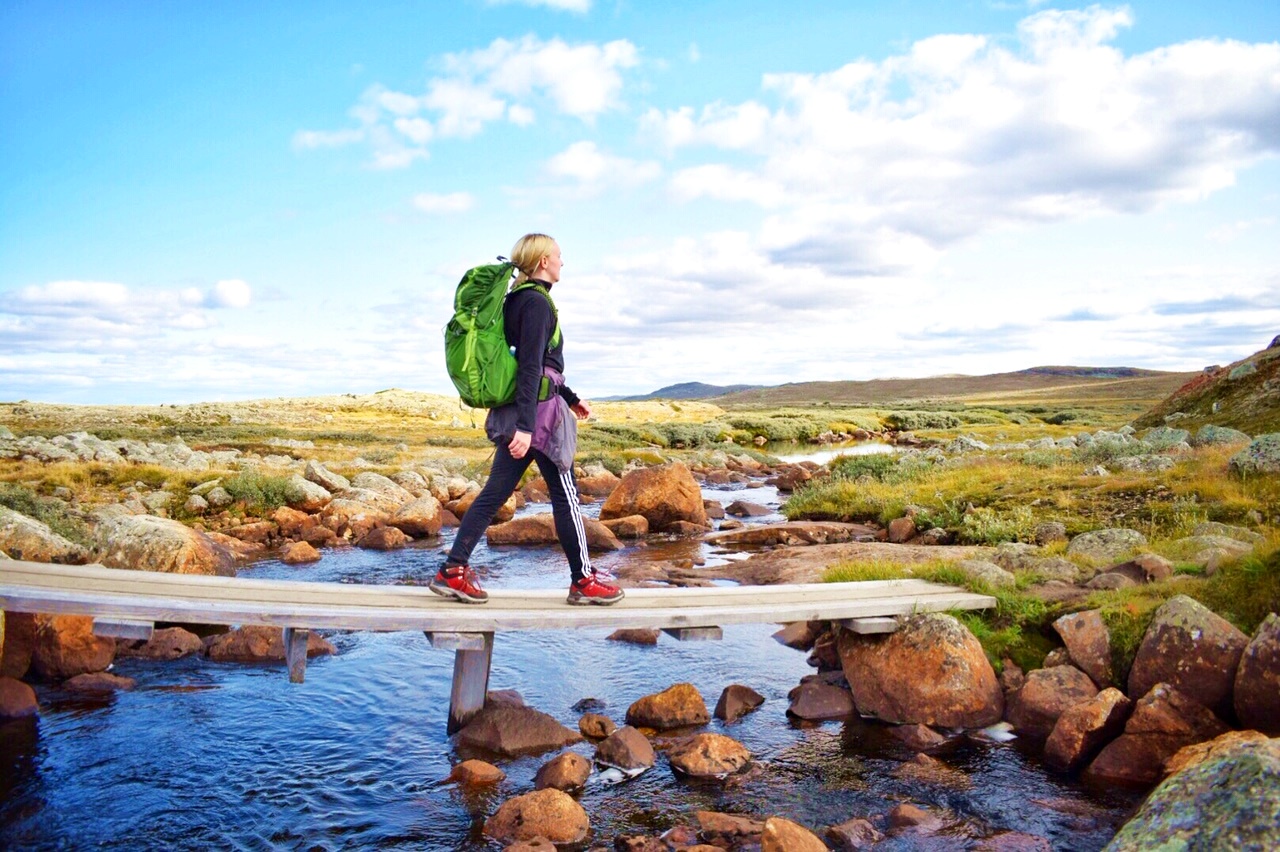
[885,410,961,431]
[0,482,93,547]
[829,453,899,482]
[956,505,1035,545]
[221,471,299,515]
[1073,438,1151,465]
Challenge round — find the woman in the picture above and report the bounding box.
[431,233,625,606]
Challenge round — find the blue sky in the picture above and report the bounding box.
[2,1,1278,404]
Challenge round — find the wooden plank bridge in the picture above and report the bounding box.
[1,560,995,731]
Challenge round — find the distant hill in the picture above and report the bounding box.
[619,367,1196,408]
[600,381,765,402]
[1132,337,1280,435]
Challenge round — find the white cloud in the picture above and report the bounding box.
[545,141,661,188]
[295,35,640,168]
[1207,217,1276,242]
[209,279,253,309]
[412,191,475,214]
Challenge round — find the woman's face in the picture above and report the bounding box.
[539,243,563,284]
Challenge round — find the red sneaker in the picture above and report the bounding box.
[429,565,489,604]
[567,573,624,606]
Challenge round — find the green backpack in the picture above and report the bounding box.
[443,258,561,408]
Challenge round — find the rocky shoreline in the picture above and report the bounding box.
[3,426,1279,849]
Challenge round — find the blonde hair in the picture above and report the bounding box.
[510,233,557,285]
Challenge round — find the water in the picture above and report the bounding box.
[0,483,1139,850]
[775,441,896,466]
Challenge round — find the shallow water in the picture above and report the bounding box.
[775,441,896,466]
[0,484,1139,850]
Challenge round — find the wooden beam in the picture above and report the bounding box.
[93,618,154,641]
[662,626,723,642]
[447,631,494,735]
[282,627,308,684]
[425,631,490,651]
[840,616,900,635]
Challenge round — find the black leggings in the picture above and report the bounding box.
[446,442,593,583]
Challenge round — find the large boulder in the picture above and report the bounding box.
[787,679,855,721]
[1006,665,1099,739]
[715,684,765,722]
[1053,610,1114,689]
[625,682,709,730]
[283,474,331,512]
[1,611,37,678]
[318,498,390,541]
[533,751,591,791]
[599,462,708,532]
[30,614,115,680]
[666,732,751,777]
[1190,425,1251,447]
[1084,683,1229,787]
[837,613,1003,728]
[485,513,623,551]
[96,514,236,576]
[1103,737,1280,851]
[594,725,655,771]
[1235,613,1280,734]
[388,496,443,537]
[204,625,336,662]
[0,675,38,718]
[304,460,349,492]
[1127,595,1249,720]
[349,472,415,506]
[483,789,589,846]
[1044,687,1132,773]
[1229,433,1280,476]
[116,626,204,660]
[0,506,90,564]
[1066,529,1148,563]
[762,817,827,852]
[456,704,583,756]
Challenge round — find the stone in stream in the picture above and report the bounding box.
[533,751,591,791]
[594,725,655,772]
[444,759,505,785]
[0,676,39,718]
[715,684,765,722]
[1044,687,1132,773]
[666,732,751,778]
[203,625,336,664]
[599,462,709,532]
[1006,665,1099,740]
[483,789,589,845]
[115,626,204,661]
[761,816,827,852]
[1084,683,1229,787]
[625,682,709,730]
[30,614,115,680]
[456,704,583,757]
[578,712,616,739]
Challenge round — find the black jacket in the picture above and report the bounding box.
[503,281,580,433]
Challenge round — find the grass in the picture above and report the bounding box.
[0,481,94,547]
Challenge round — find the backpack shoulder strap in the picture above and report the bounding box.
[508,281,562,350]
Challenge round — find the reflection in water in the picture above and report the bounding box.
[776,441,896,466]
[0,484,1137,850]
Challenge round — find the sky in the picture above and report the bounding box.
[2,0,1279,405]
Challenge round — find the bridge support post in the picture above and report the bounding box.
[427,631,494,734]
[283,627,309,684]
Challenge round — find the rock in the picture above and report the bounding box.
[116,626,203,660]
[826,817,884,850]
[838,613,1003,728]
[915,527,952,545]
[773,621,821,651]
[271,506,313,538]
[725,500,772,518]
[887,517,916,543]
[1,612,36,678]
[456,704,583,756]
[891,752,972,790]
[887,803,945,833]
[1053,610,1113,688]
[762,817,827,852]
[715,684,765,722]
[205,487,233,509]
[599,462,709,532]
[319,498,391,541]
[1128,594,1249,720]
[576,468,621,498]
[355,526,410,550]
[1229,433,1280,476]
[696,811,764,846]
[787,680,855,721]
[1164,730,1278,777]
[607,628,659,645]
[31,614,115,680]
[955,558,1016,588]
[706,520,876,547]
[578,713,616,739]
[389,496,443,537]
[1191,521,1265,545]
[667,732,751,777]
[1190,425,1251,447]
[0,506,90,564]
[1007,665,1099,739]
[595,725,655,771]
[284,474,331,512]
[1130,552,1174,582]
[1085,572,1137,591]
[1103,736,1280,851]
[280,541,322,564]
[1026,556,1081,583]
[485,513,623,551]
[183,494,209,515]
[999,659,1025,694]
[64,671,136,692]
[533,751,591,791]
[504,837,557,852]
[1043,647,1073,668]
[600,514,648,538]
[625,682,709,730]
[204,625,336,663]
[767,463,812,491]
[96,514,235,576]
[304,460,350,492]
[445,758,505,785]
[349,472,415,506]
[703,499,725,520]
[1044,687,1132,773]
[1235,613,1280,734]
[483,789,589,846]
[0,675,38,718]
[1084,683,1229,787]
[1033,522,1068,546]
[1066,529,1148,563]
[888,723,948,751]
[665,520,711,537]
[224,520,278,546]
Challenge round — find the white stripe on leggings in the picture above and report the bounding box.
[560,468,592,576]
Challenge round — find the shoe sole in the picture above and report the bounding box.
[429,582,489,605]
[566,592,625,606]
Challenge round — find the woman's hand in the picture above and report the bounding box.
[571,401,592,421]
[508,430,532,459]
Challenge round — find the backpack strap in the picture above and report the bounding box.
[508,281,562,351]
